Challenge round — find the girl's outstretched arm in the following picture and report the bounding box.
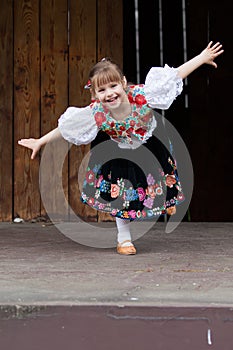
[177,41,224,79]
[18,127,62,159]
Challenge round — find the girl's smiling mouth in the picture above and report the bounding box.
[106,96,118,102]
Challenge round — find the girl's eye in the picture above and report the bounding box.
[111,84,117,88]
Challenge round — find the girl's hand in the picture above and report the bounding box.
[18,138,42,159]
[200,41,224,68]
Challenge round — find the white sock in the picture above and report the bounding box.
[116,218,132,246]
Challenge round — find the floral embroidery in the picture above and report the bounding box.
[117,178,125,196]
[122,211,130,219]
[91,85,154,145]
[168,157,177,170]
[94,190,100,199]
[81,158,185,220]
[147,173,155,186]
[143,197,154,209]
[141,210,147,218]
[94,112,106,127]
[155,186,163,195]
[146,185,156,199]
[87,197,95,206]
[128,210,137,219]
[111,208,118,216]
[165,174,177,188]
[99,180,110,193]
[177,193,185,201]
[137,187,146,201]
[95,174,103,188]
[125,188,138,201]
[86,169,95,184]
[111,184,120,198]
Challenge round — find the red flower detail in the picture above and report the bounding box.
[137,187,146,201]
[88,197,95,206]
[86,170,95,183]
[135,94,147,105]
[130,120,136,127]
[141,210,147,218]
[120,126,126,131]
[141,112,152,123]
[165,175,176,188]
[111,184,120,198]
[84,80,92,89]
[135,127,146,136]
[126,127,134,135]
[107,130,117,136]
[178,193,185,201]
[94,112,106,127]
[128,92,134,103]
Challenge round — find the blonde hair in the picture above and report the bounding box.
[88,58,124,91]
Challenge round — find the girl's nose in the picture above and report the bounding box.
[106,88,113,97]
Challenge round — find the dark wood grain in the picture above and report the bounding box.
[40,0,69,220]
[68,0,98,221]
[0,0,13,221]
[14,0,41,220]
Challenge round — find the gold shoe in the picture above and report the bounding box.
[117,240,136,255]
[166,206,176,216]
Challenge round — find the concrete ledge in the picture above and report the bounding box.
[0,222,232,307]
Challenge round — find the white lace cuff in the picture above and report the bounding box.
[58,106,98,145]
[144,64,183,110]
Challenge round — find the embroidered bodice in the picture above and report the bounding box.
[91,85,155,147]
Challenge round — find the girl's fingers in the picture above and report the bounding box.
[31,151,36,159]
[211,61,217,68]
[215,49,224,56]
[211,42,220,49]
[212,44,222,50]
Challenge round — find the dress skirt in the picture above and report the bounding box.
[81,129,184,220]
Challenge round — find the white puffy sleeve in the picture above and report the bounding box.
[58,106,98,145]
[144,64,183,110]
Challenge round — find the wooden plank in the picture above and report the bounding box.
[68,0,98,221]
[123,0,137,82]
[138,0,160,82]
[97,0,123,65]
[186,0,210,221]
[0,0,13,221]
[161,0,187,132]
[202,0,232,220]
[40,0,69,220]
[14,0,41,220]
[97,0,123,222]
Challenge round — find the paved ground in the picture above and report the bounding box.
[0,221,232,307]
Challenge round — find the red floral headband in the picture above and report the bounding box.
[84,79,92,89]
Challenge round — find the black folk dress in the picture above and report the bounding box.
[80,85,184,220]
[58,66,185,220]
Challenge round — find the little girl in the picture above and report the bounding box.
[19,41,223,255]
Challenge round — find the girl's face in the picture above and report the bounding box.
[94,81,128,110]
